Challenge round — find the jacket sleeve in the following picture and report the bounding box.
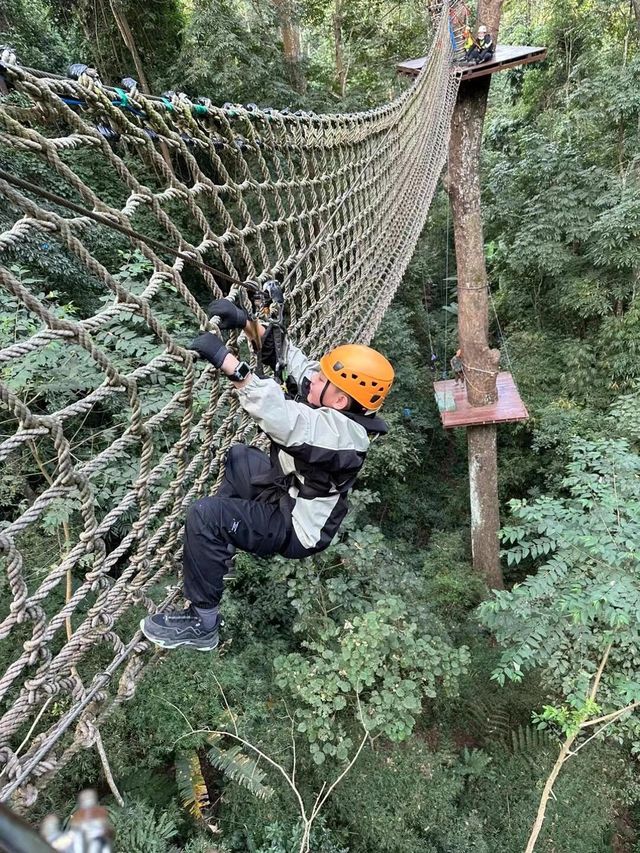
[259,326,319,384]
[282,338,320,386]
[236,374,368,470]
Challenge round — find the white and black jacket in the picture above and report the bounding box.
[236,337,388,552]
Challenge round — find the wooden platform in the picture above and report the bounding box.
[434,372,529,429]
[397,45,547,81]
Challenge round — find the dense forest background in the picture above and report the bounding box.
[1,0,640,850]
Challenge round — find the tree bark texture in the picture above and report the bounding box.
[333,1,347,99]
[448,76,500,406]
[448,80,502,587]
[447,0,506,589]
[468,425,503,588]
[108,0,151,93]
[632,0,640,37]
[272,0,307,94]
[477,0,505,41]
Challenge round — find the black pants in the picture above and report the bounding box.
[467,46,494,63]
[183,444,310,608]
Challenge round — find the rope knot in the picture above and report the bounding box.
[90,611,115,631]
[14,783,39,809]
[24,672,58,699]
[75,718,98,748]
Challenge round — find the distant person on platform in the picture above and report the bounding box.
[462,26,475,60]
[465,25,495,64]
[451,349,465,385]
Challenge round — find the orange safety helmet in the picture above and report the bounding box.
[319,344,394,411]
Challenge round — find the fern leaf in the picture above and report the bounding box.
[176,750,210,820]
[465,697,512,740]
[206,734,274,801]
[506,724,553,755]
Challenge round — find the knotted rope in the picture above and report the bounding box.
[0,3,462,803]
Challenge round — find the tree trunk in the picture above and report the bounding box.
[446,0,505,589]
[448,77,501,408]
[107,0,173,173]
[272,0,307,94]
[468,426,503,588]
[108,0,151,92]
[333,1,347,99]
[525,733,577,853]
[631,0,640,37]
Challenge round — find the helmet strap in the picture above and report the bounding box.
[319,379,331,407]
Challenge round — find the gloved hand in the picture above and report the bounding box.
[189,332,230,368]
[206,298,249,330]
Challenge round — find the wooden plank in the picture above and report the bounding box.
[433,372,529,429]
[397,45,547,80]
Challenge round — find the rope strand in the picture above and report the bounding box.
[0,2,465,801]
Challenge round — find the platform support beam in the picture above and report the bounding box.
[446,0,505,590]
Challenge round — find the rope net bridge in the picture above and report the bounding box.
[0,4,462,805]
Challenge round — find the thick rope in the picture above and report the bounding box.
[0,3,463,804]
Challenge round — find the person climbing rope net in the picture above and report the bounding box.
[141,299,394,651]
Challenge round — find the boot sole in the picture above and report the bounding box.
[139,619,219,651]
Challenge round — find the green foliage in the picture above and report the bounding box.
[172,0,296,105]
[227,818,347,853]
[479,436,640,723]
[275,595,469,763]
[608,382,640,443]
[534,699,601,738]
[476,0,640,511]
[206,733,274,801]
[5,0,640,849]
[175,751,210,821]
[456,746,495,782]
[0,0,75,70]
[73,0,184,89]
[328,739,490,853]
[359,409,420,483]
[467,741,637,853]
[506,723,553,756]
[366,294,469,540]
[421,531,485,619]
[299,0,428,109]
[110,800,180,853]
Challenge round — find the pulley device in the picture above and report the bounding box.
[249,279,288,384]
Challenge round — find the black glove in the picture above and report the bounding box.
[206,298,248,330]
[189,332,230,368]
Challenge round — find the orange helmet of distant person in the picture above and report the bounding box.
[320,344,394,411]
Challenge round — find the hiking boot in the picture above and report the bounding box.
[140,605,219,651]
